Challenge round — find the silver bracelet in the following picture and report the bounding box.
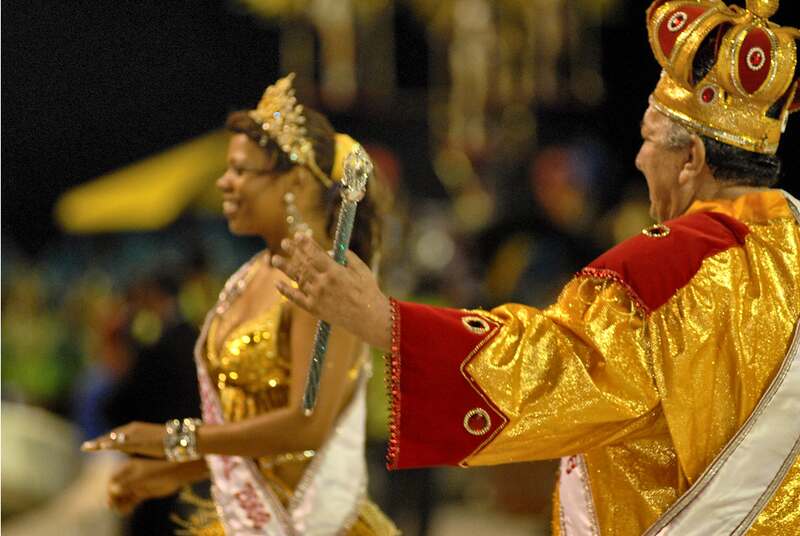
[163,418,203,462]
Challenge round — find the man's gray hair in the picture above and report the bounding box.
[664,119,694,150]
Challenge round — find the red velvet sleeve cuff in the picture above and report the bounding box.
[385,299,508,470]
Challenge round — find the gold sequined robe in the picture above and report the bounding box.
[386,190,800,535]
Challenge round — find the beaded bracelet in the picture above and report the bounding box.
[163,418,203,462]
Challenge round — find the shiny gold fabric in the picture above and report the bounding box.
[206,302,300,501]
[207,304,291,435]
[466,190,800,534]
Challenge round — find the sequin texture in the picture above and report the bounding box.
[461,191,800,534]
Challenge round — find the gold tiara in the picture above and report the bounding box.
[647,0,799,154]
[248,73,332,187]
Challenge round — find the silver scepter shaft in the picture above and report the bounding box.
[303,144,372,415]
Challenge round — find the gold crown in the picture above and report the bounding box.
[647,0,799,154]
[248,73,331,186]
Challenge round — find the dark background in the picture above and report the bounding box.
[4,0,798,256]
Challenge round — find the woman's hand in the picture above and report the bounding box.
[270,233,392,350]
[82,421,166,459]
[107,458,199,514]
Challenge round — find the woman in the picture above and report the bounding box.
[83,73,398,535]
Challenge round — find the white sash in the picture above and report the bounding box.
[643,191,800,535]
[194,253,367,535]
[558,455,600,536]
[559,192,800,536]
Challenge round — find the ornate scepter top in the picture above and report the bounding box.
[341,144,373,203]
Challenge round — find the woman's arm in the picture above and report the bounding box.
[84,254,367,460]
[198,301,362,458]
[85,298,365,460]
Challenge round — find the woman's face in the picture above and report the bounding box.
[217,133,288,241]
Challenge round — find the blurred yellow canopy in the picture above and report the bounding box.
[55,130,229,233]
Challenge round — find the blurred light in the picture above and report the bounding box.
[611,198,653,244]
[530,146,587,232]
[434,148,475,190]
[485,234,535,300]
[130,310,163,346]
[453,188,493,232]
[529,142,609,233]
[414,228,455,272]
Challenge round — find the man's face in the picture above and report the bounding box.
[635,104,693,222]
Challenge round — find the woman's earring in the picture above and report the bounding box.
[283,192,311,237]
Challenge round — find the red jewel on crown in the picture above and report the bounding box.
[699,85,717,104]
[746,47,766,71]
[667,11,688,32]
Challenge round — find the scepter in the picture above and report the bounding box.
[303,144,373,415]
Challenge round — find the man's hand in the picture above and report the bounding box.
[271,233,392,350]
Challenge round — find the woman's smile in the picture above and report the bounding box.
[222,198,240,217]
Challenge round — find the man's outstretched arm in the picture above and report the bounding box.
[272,233,660,469]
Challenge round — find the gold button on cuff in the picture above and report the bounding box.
[463,408,492,436]
[642,223,671,238]
[461,316,491,335]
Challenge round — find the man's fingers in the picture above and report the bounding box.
[271,255,294,278]
[344,250,372,276]
[276,281,315,313]
[278,238,313,281]
[295,233,335,271]
[280,237,296,255]
[272,254,307,286]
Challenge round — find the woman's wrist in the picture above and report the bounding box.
[195,422,241,457]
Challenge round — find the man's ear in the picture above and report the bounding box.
[678,134,707,186]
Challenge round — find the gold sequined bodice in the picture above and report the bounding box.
[206,302,291,421]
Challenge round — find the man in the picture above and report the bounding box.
[273,1,800,534]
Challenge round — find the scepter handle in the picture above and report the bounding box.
[302,200,357,415]
[302,144,371,415]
